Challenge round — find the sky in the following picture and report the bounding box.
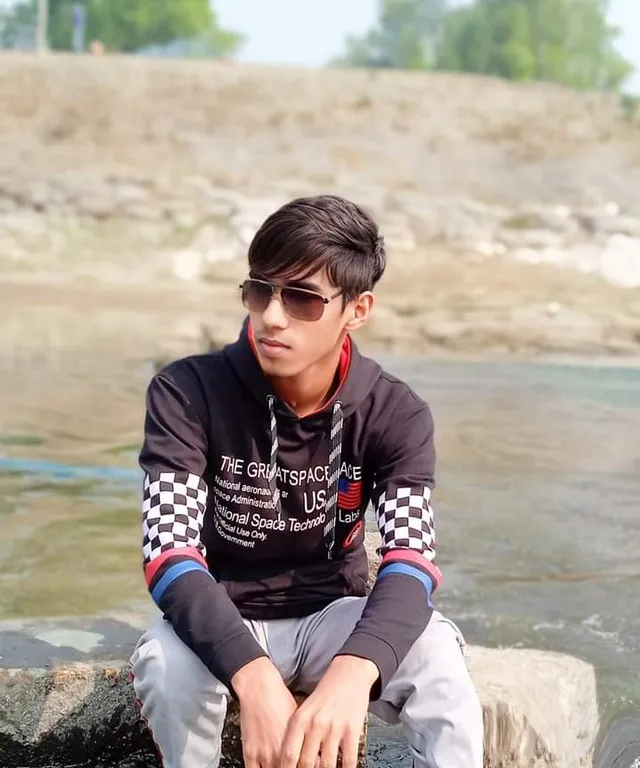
[214,0,640,93]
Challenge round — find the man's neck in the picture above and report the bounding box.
[269,345,343,418]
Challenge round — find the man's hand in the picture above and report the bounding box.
[279,655,379,768]
[232,656,299,768]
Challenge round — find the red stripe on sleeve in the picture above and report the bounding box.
[144,547,208,587]
[381,549,442,589]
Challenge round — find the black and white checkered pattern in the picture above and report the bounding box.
[142,471,208,563]
[376,486,436,559]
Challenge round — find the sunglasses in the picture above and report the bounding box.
[239,278,342,322]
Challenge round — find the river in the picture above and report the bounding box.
[1,333,639,764]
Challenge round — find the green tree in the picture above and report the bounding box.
[0,0,242,56]
[332,0,449,69]
[435,0,633,91]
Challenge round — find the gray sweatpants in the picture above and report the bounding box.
[129,597,483,768]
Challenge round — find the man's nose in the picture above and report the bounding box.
[261,290,289,328]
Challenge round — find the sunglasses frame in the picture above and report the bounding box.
[239,278,343,322]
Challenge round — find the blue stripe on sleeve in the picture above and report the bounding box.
[151,560,212,605]
[377,562,434,607]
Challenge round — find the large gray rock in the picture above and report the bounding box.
[0,612,600,768]
[0,612,366,768]
[0,537,600,767]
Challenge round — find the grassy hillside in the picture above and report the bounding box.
[1,52,639,208]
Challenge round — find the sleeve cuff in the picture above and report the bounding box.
[210,632,269,695]
[335,632,399,701]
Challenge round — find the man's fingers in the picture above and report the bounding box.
[296,721,325,768]
[318,730,341,768]
[338,726,362,768]
[279,717,306,768]
[242,747,261,768]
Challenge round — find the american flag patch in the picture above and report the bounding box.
[338,477,362,510]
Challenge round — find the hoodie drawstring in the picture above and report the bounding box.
[267,395,282,521]
[266,395,344,560]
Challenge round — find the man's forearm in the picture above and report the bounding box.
[335,572,433,699]
[156,568,268,690]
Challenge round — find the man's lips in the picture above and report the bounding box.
[257,338,289,348]
[256,337,291,357]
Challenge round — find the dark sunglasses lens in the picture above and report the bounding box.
[282,288,324,321]
[242,280,272,312]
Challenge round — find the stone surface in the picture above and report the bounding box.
[0,535,601,767]
[3,165,640,288]
[468,646,599,768]
[0,610,366,768]
[0,610,600,768]
[593,711,640,768]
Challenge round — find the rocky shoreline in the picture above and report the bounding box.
[3,173,640,288]
[3,182,640,362]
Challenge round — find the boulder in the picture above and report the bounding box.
[0,537,600,767]
[0,661,366,768]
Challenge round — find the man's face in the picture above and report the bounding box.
[246,269,372,378]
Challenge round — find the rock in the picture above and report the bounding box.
[378,216,416,251]
[599,235,640,288]
[229,197,288,246]
[0,196,17,213]
[0,614,366,768]
[593,711,640,768]
[498,228,565,251]
[511,235,640,289]
[590,215,640,239]
[172,248,205,281]
[503,205,575,235]
[111,183,149,208]
[124,202,166,221]
[191,224,242,264]
[78,194,116,219]
[0,536,601,768]
[468,646,599,768]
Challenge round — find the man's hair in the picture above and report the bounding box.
[247,194,386,303]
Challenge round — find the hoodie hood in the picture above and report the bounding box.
[223,316,382,558]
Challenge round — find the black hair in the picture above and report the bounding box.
[247,194,386,303]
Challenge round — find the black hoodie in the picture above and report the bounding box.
[139,320,442,699]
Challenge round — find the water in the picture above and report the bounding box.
[1,341,639,748]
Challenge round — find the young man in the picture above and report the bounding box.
[129,195,483,768]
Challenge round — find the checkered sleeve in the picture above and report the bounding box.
[142,470,207,564]
[336,392,442,700]
[141,470,211,599]
[377,485,436,559]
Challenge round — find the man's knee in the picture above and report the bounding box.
[128,618,229,768]
[403,612,468,670]
[381,611,481,716]
[129,617,227,708]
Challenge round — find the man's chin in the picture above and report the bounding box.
[255,352,301,378]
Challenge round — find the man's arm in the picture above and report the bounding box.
[139,365,268,692]
[335,391,441,699]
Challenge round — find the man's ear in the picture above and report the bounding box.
[344,292,374,333]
